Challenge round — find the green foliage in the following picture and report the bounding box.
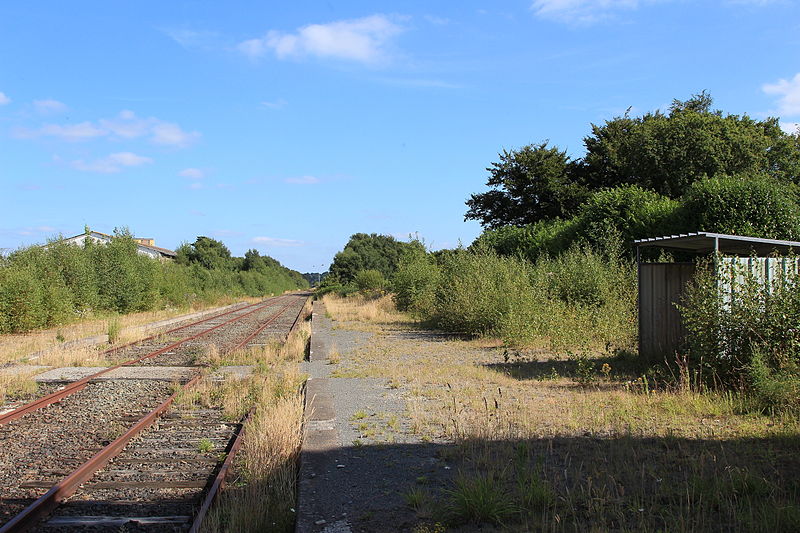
[392,244,635,350]
[681,174,800,239]
[176,236,232,270]
[391,246,440,317]
[680,257,800,410]
[465,142,588,229]
[329,233,424,283]
[580,92,800,197]
[467,92,800,230]
[0,233,307,334]
[353,269,387,295]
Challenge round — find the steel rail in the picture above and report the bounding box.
[0,374,203,533]
[188,408,254,533]
[228,298,299,352]
[101,299,265,358]
[0,295,308,532]
[0,296,290,426]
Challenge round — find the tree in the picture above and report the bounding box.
[466,93,800,229]
[578,92,800,197]
[176,236,232,270]
[329,233,423,283]
[465,143,588,229]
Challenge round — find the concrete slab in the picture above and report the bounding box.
[34,366,106,382]
[0,365,51,376]
[34,366,198,382]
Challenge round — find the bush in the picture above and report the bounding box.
[0,233,308,334]
[353,269,387,295]
[394,244,636,350]
[681,174,800,240]
[680,257,800,410]
[391,249,440,317]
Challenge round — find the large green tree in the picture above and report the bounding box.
[176,236,232,270]
[465,142,588,229]
[329,233,423,283]
[466,93,800,229]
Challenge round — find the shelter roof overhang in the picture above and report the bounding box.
[633,232,800,256]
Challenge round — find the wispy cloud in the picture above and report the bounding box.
[780,122,800,134]
[0,92,10,105]
[763,72,800,117]
[163,28,220,49]
[284,175,321,185]
[376,77,462,89]
[71,152,153,173]
[20,110,200,147]
[261,99,288,109]
[252,236,305,247]
[531,0,642,24]
[33,99,67,114]
[239,14,404,65]
[179,168,206,179]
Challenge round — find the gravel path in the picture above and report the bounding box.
[297,303,452,533]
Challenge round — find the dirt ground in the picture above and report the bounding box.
[298,296,800,533]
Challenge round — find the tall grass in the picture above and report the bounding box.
[393,245,636,351]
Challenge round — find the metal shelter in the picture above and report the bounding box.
[633,232,800,361]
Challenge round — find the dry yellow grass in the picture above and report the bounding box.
[324,294,800,531]
[322,293,407,327]
[0,297,255,364]
[198,298,310,532]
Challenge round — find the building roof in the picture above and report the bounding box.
[58,231,176,258]
[633,232,800,256]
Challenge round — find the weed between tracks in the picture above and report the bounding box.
[322,294,800,532]
[196,300,311,532]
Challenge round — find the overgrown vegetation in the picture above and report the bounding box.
[681,257,800,412]
[392,242,635,351]
[324,295,800,533]
[0,229,307,334]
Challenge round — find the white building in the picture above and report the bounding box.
[54,230,177,260]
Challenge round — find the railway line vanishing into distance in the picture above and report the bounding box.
[0,292,311,532]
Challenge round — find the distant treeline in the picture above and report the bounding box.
[0,230,308,334]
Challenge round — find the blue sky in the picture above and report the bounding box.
[1,1,799,272]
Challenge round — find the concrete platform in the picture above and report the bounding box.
[34,366,198,383]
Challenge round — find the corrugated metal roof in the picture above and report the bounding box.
[633,232,800,255]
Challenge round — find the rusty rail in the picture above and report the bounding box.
[188,408,254,533]
[0,374,203,533]
[0,296,289,426]
[0,295,309,532]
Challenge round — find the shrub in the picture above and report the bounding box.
[391,249,440,317]
[681,174,800,240]
[680,256,800,410]
[353,269,387,295]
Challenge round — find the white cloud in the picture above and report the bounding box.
[284,175,321,185]
[780,122,800,134]
[40,121,106,141]
[0,92,10,105]
[531,0,641,24]
[763,73,800,117]
[252,236,304,247]
[71,152,153,173]
[34,99,67,114]
[30,110,200,147]
[261,99,287,109]
[163,28,220,49]
[179,168,206,179]
[239,14,404,64]
[151,121,200,147]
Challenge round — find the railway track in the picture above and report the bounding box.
[0,292,310,532]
